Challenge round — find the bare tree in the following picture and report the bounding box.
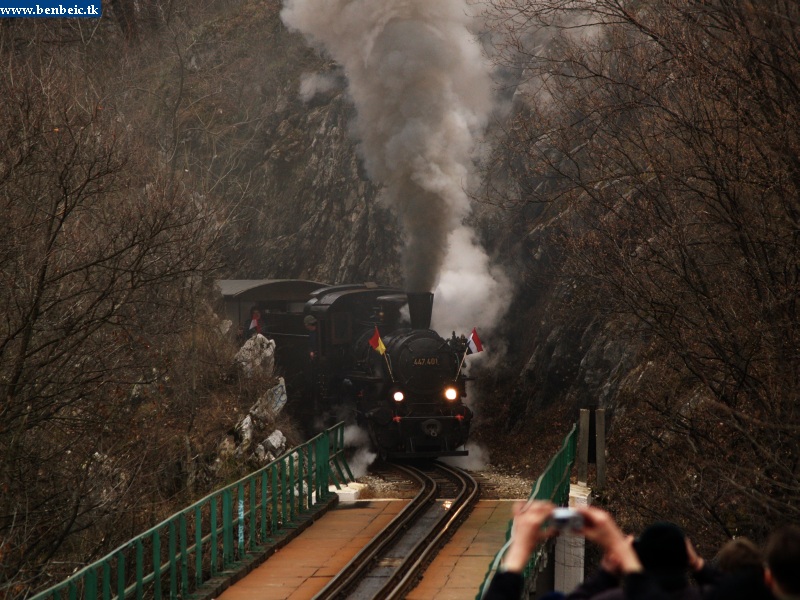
[0,57,224,594]
[485,0,800,546]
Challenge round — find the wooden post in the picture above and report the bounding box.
[577,409,590,485]
[595,409,606,490]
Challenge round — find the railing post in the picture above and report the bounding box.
[596,408,606,490]
[153,531,161,600]
[169,521,177,600]
[298,449,306,512]
[261,472,268,541]
[237,483,245,558]
[307,444,315,507]
[331,425,354,482]
[249,477,257,550]
[85,566,97,600]
[179,514,188,598]
[314,438,322,500]
[577,409,590,485]
[116,552,126,600]
[271,465,279,533]
[135,539,144,600]
[222,489,232,567]
[321,433,330,496]
[102,562,110,600]
[194,506,203,586]
[210,496,218,576]
[102,559,111,600]
[280,458,288,525]
[289,453,296,522]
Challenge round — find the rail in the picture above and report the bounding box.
[312,462,436,599]
[29,422,354,600]
[385,462,479,599]
[313,461,479,599]
[475,423,577,599]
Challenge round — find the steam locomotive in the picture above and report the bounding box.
[218,280,474,458]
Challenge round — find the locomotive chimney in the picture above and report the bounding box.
[406,291,434,330]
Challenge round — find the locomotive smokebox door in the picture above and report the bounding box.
[395,335,457,393]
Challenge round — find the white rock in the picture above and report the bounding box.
[249,377,287,420]
[264,430,286,454]
[234,334,276,376]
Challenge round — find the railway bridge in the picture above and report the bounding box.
[29,422,581,600]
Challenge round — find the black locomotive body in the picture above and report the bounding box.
[218,280,473,458]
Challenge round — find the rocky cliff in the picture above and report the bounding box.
[173,0,625,428]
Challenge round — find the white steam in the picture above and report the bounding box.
[431,228,511,337]
[281,0,512,331]
[343,424,370,447]
[343,425,377,478]
[441,442,490,471]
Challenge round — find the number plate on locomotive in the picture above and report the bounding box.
[413,357,440,366]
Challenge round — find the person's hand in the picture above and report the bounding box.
[686,538,704,572]
[575,506,643,574]
[501,500,557,573]
[600,534,635,576]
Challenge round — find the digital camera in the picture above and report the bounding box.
[551,507,584,531]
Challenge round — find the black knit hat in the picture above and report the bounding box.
[633,522,689,590]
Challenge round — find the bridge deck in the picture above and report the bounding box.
[217,499,408,600]
[216,498,518,600]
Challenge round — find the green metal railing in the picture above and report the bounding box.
[476,424,578,599]
[30,423,354,600]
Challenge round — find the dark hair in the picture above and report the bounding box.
[716,538,763,573]
[633,522,689,591]
[766,525,800,595]
[635,522,688,571]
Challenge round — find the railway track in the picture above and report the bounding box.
[313,460,479,600]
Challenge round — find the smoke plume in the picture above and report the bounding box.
[281,1,510,327]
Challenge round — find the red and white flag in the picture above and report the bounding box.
[466,328,483,354]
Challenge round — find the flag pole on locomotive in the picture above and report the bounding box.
[455,327,483,379]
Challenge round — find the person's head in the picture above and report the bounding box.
[765,525,800,599]
[633,522,689,590]
[304,315,317,330]
[716,537,763,574]
[250,306,261,319]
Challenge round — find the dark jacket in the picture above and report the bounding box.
[483,570,688,600]
[567,567,706,600]
[482,571,523,600]
[704,567,774,600]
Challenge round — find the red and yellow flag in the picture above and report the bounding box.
[369,326,386,355]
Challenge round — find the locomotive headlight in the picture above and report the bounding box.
[393,390,405,402]
[444,387,458,401]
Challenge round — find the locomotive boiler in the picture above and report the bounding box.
[217,280,474,458]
